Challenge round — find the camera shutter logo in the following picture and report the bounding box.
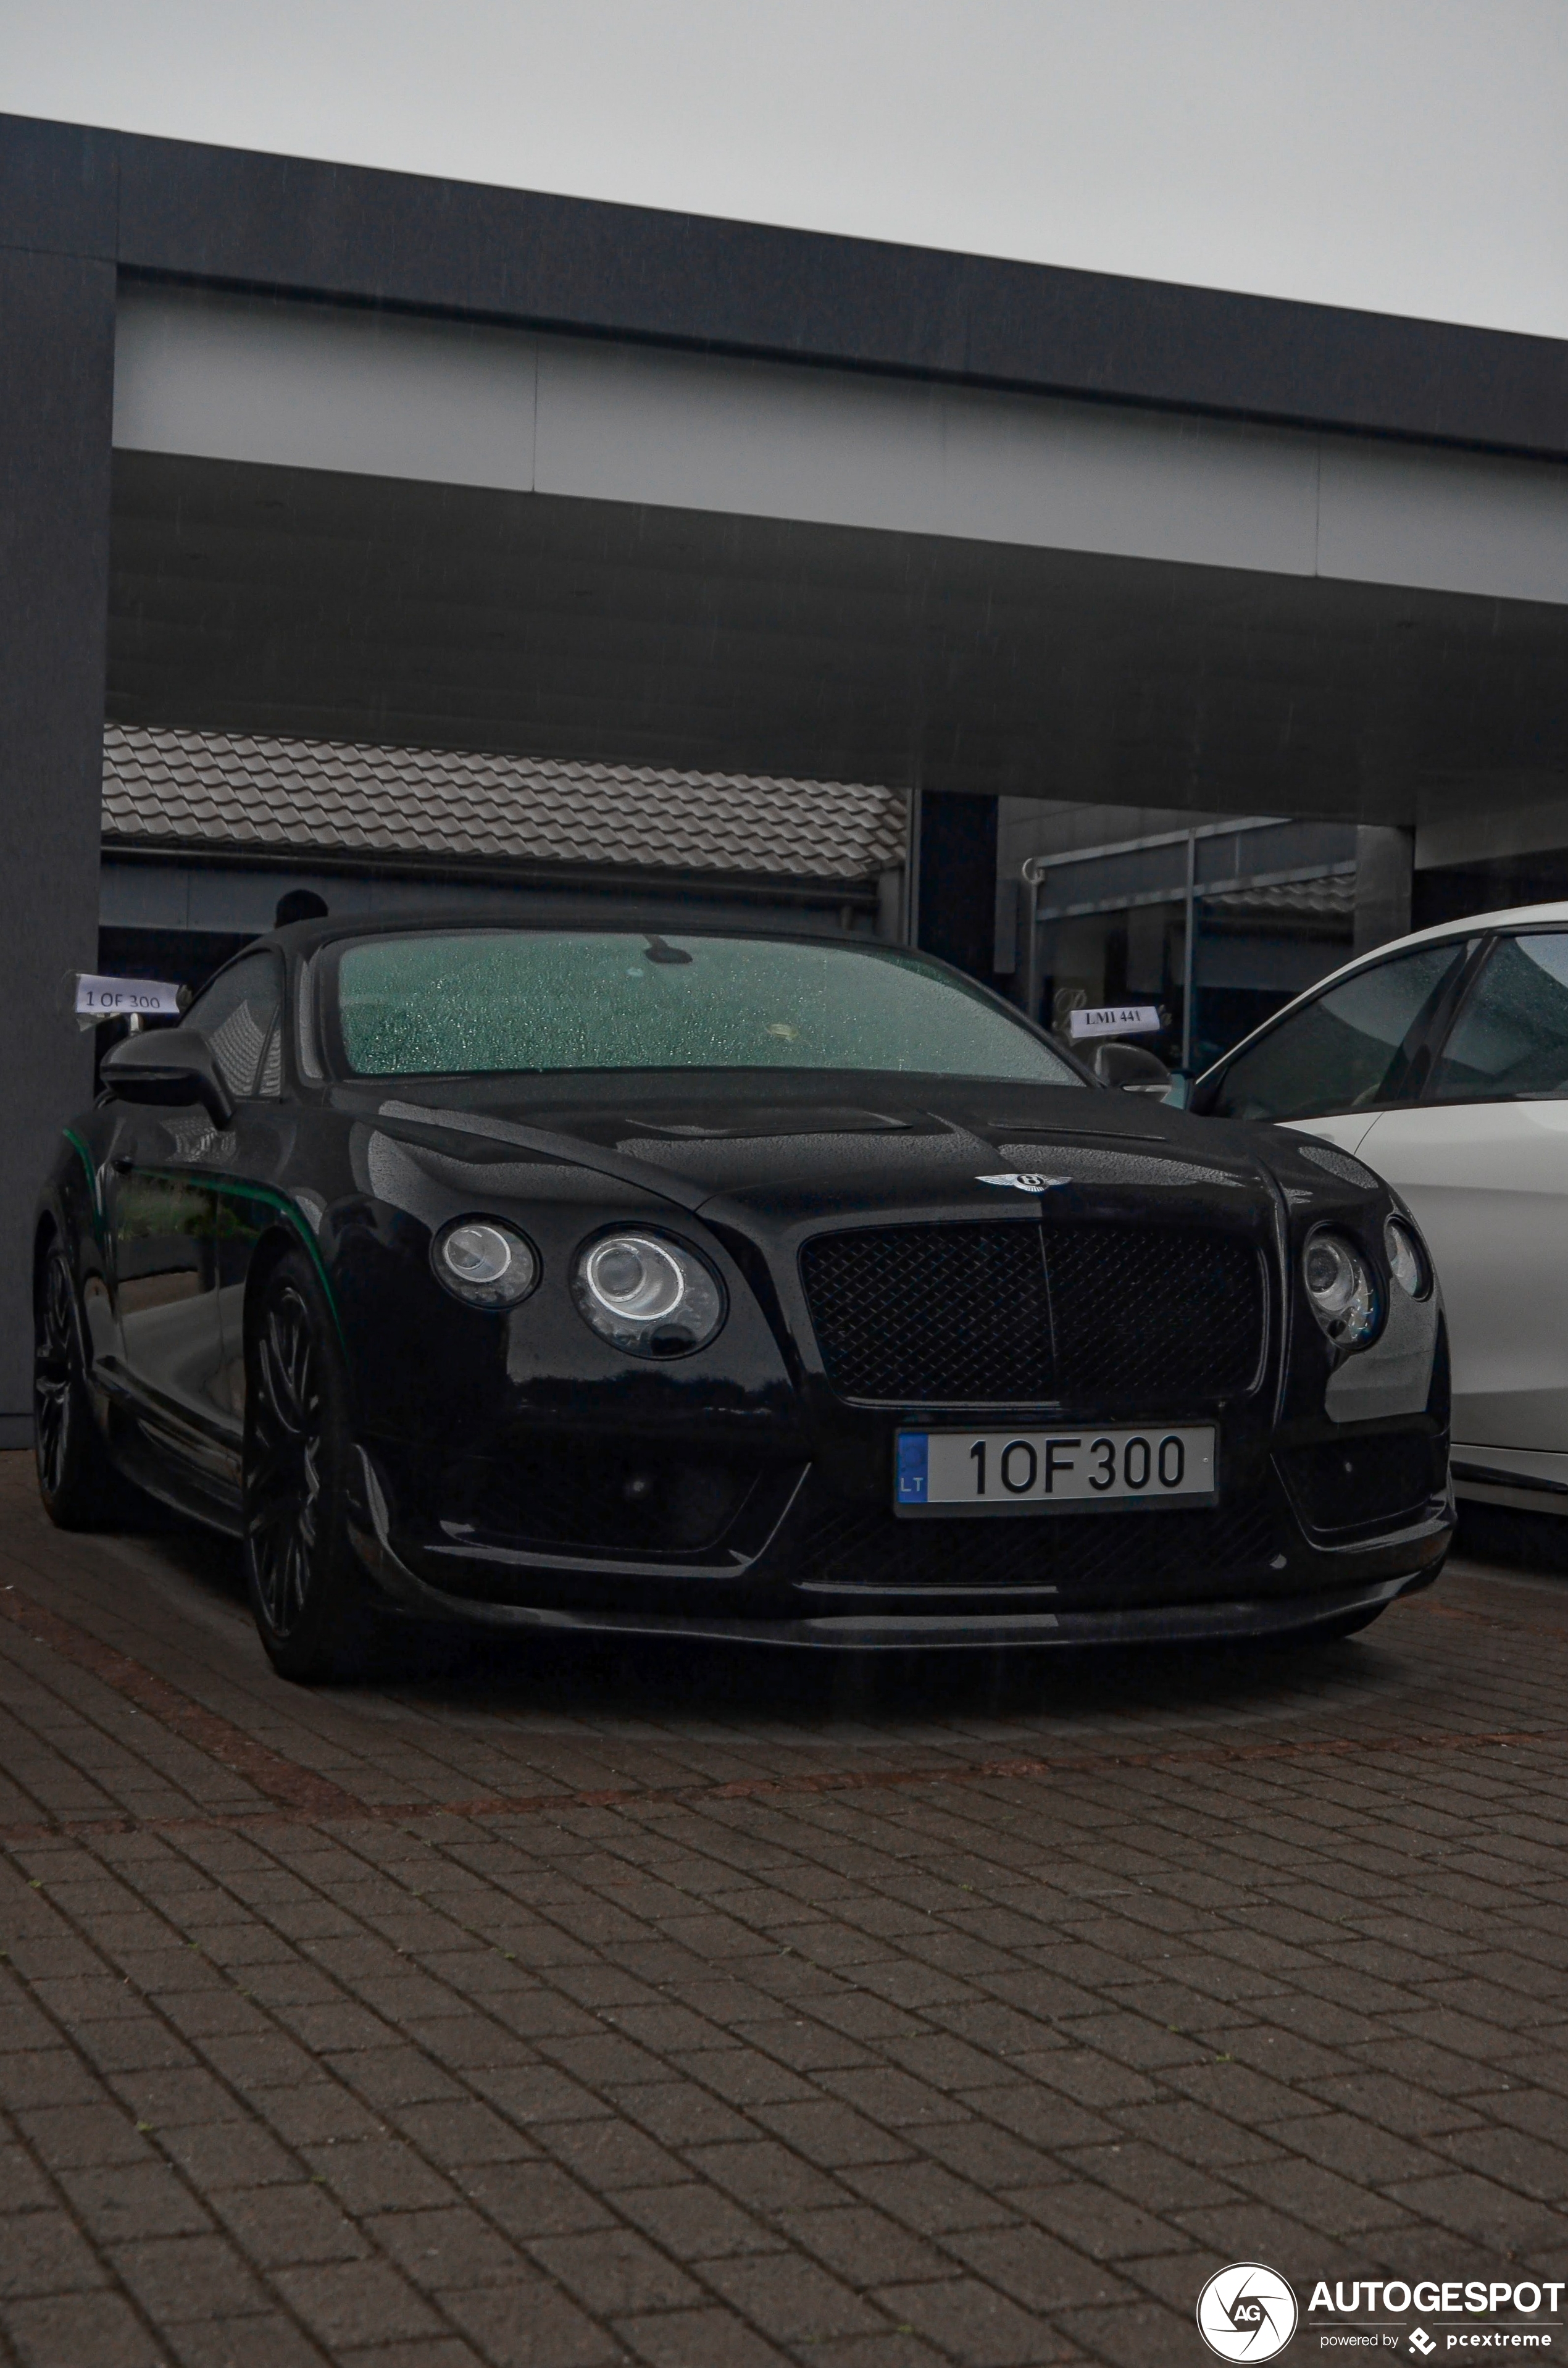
[1196,2264,1298,2360]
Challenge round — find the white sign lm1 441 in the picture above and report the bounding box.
[1067,1004,1162,1040]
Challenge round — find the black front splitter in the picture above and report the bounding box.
[356,1557,1433,1651]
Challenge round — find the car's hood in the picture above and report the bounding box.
[336,1072,1274,1222]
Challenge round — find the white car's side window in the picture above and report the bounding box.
[1427,932,1568,1102]
[1206,940,1474,1122]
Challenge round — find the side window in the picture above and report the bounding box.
[1427,933,1568,1102]
[1203,940,1472,1122]
[184,953,284,1100]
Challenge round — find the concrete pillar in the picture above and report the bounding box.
[875,867,905,942]
[1353,826,1414,956]
[0,245,116,1440]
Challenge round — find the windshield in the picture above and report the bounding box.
[332,930,1081,1085]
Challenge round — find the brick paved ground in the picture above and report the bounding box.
[0,1450,1565,2367]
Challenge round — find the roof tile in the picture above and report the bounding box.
[102,724,908,885]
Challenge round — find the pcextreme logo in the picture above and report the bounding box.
[1198,2264,1300,2360]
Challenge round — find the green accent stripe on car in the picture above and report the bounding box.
[62,1128,102,1239]
[211,1178,347,1349]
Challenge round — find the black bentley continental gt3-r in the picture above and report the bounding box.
[35,919,1453,1680]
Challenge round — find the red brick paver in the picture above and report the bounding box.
[0,1455,1565,2365]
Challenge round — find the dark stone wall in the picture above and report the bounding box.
[0,245,116,1432]
[1414,850,1568,932]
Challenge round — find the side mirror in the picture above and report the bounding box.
[100,1027,235,1128]
[1090,1041,1172,1095]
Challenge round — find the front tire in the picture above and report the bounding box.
[34,1243,129,1529]
[243,1250,368,1683]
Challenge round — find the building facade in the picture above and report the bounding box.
[2,110,1567,1435]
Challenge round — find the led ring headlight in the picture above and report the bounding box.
[432,1217,539,1309]
[572,1232,725,1357]
[1302,1227,1379,1347]
[1385,1215,1428,1299]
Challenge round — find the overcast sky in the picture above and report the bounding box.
[4,0,1564,338]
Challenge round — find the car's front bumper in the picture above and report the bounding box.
[347,1441,1453,1650]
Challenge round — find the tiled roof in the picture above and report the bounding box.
[102,724,907,886]
[1203,874,1356,921]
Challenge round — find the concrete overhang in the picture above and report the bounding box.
[9,109,1568,834]
[107,284,1568,830]
[7,109,1568,456]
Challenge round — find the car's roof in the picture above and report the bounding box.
[272,895,1568,967]
[1354,897,1568,953]
[1289,897,1568,1002]
[262,912,896,957]
[1194,896,1568,1084]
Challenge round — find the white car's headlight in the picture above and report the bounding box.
[432,1217,539,1309]
[1302,1228,1379,1347]
[1385,1215,1429,1299]
[572,1232,726,1357]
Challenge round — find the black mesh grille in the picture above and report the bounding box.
[798,1225,1053,1403]
[799,1221,1264,1407]
[1048,1228,1264,1406]
[796,1493,1281,1602]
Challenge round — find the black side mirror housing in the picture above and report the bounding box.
[100,1027,235,1128]
[1089,1040,1172,1095]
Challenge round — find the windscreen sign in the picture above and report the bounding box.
[1067,1003,1162,1040]
[73,974,182,1021]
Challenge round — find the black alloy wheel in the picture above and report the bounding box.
[243,1249,367,1683]
[34,1242,127,1528]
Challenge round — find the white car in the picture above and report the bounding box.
[1189,902,1568,1517]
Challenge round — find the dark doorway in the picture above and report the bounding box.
[919,793,999,985]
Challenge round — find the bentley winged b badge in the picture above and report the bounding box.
[975,1173,1071,1194]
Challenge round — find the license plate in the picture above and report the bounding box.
[896,1425,1216,1512]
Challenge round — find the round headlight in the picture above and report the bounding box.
[432,1218,538,1309]
[1302,1228,1378,1346]
[572,1232,725,1357]
[1385,1215,1428,1298]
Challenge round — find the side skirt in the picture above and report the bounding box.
[97,1385,244,1539]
